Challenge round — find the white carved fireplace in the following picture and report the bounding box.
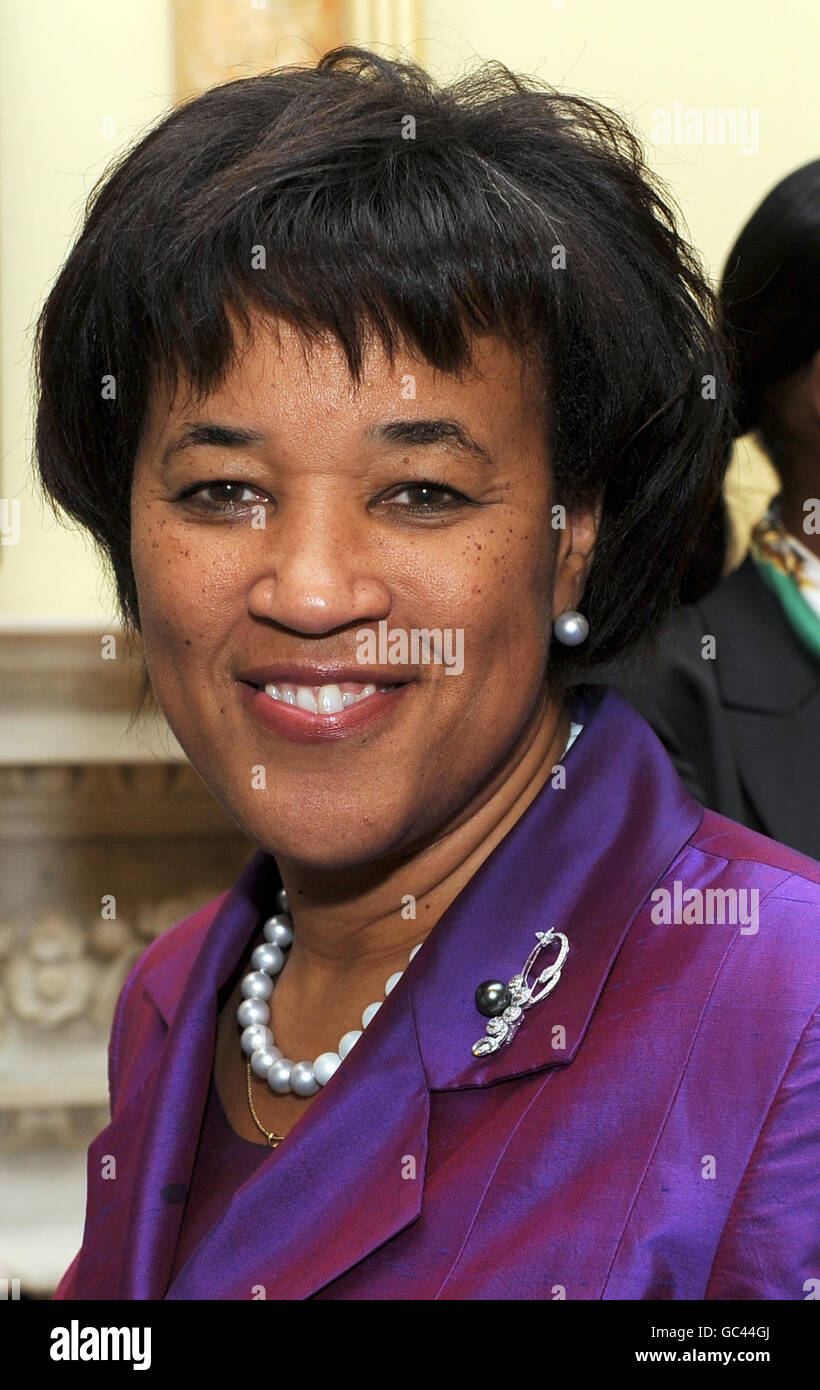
[0,622,253,1295]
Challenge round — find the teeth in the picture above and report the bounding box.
[318,684,344,714]
[261,681,396,716]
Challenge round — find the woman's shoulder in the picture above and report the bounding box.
[688,806,820,885]
[666,808,820,997]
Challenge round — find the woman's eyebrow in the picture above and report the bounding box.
[365,418,496,465]
[160,417,496,468]
[161,423,269,467]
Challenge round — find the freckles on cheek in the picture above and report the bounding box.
[435,525,549,689]
[134,518,244,637]
[490,522,553,661]
[466,519,551,601]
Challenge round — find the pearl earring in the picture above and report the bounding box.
[553,610,589,646]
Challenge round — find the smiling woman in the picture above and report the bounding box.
[35,46,820,1301]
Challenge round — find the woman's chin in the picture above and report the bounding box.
[235,801,421,872]
[261,830,410,873]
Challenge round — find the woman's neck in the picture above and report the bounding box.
[271,695,571,990]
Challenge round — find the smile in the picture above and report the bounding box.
[259,681,398,716]
[236,670,412,744]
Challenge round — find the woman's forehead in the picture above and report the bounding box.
[142,311,543,438]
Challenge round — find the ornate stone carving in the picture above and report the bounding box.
[6,917,96,1028]
[0,890,231,1035]
[0,1105,111,1153]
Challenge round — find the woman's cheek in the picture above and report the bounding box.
[134,526,238,639]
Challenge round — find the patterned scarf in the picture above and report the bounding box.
[749,501,820,664]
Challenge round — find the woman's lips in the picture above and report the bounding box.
[237,678,411,743]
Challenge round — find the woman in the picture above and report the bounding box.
[36,48,819,1300]
[610,160,820,859]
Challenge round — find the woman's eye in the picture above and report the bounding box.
[176,478,470,517]
[178,481,268,513]
[380,481,470,514]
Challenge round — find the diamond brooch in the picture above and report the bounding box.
[471,930,569,1057]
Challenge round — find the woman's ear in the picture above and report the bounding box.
[551,498,602,619]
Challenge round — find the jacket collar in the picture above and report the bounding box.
[406,685,703,1087]
[77,687,702,1299]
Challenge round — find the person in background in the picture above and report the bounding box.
[607,159,820,859]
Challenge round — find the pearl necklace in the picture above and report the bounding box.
[237,888,422,1104]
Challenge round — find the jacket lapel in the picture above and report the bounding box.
[412,690,704,1090]
[70,852,275,1299]
[68,1066,165,1299]
[167,978,430,1300]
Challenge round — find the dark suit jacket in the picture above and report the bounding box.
[605,555,820,859]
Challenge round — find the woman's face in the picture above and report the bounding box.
[131,312,596,868]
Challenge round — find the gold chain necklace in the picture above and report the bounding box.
[245,1056,284,1148]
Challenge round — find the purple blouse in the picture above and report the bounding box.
[169,1077,271,1285]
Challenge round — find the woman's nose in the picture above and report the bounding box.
[246,510,392,634]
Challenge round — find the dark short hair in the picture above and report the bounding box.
[719,158,820,462]
[34,45,731,685]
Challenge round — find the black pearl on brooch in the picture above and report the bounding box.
[475,980,511,1017]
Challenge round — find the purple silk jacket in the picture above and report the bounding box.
[53,689,820,1300]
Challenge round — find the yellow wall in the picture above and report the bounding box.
[0,0,173,620]
[418,0,819,559]
[2,0,816,617]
